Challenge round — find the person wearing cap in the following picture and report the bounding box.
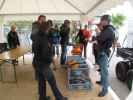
[96,15,115,97]
[60,20,70,65]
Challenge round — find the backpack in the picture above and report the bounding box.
[109,27,119,47]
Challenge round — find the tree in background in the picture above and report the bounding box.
[111,13,126,29]
[111,14,126,47]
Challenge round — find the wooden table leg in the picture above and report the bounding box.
[0,62,3,81]
[2,60,17,83]
[23,55,25,64]
[13,63,17,83]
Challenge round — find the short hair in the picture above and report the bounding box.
[84,25,88,28]
[47,20,53,27]
[64,20,70,25]
[101,14,111,23]
[11,24,16,29]
[38,15,46,21]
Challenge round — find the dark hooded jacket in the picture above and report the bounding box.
[60,24,70,45]
[31,21,41,41]
[32,29,53,67]
[97,25,115,53]
[7,31,20,49]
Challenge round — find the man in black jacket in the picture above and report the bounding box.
[97,15,115,97]
[60,20,70,65]
[32,22,67,100]
[7,25,20,49]
[31,15,46,80]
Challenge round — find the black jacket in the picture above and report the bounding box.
[75,29,84,43]
[31,21,41,41]
[60,24,70,45]
[32,30,53,66]
[7,31,20,49]
[97,25,115,52]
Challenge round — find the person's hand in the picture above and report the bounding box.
[92,40,98,44]
[85,38,89,42]
[95,28,101,33]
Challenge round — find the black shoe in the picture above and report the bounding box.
[96,81,101,85]
[98,89,108,97]
[39,96,50,100]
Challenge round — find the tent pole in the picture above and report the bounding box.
[86,0,105,15]
[0,0,5,11]
[64,0,85,15]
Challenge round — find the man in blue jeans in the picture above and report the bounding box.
[60,20,70,65]
[96,15,115,97]
[32,22,67,100]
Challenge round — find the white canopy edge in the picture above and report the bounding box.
[0,0,126,16]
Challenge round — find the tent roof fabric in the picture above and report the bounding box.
[0,0,126,17]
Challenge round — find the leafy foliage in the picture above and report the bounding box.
[111,14,126,29]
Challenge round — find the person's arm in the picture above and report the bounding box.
[7,33,12,48]
[101,29,112,43]
[75,30,80,40]
[16,32,20,46]
[31,22,38,41]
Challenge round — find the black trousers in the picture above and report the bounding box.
[33,61,63,100]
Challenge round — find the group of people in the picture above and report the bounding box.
[30,14,116,100]
[6,14,116,100]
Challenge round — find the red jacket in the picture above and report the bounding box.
[82,29,91,40]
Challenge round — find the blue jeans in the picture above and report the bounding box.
[97,51,109,91]
[60,45,67,65]
[34,62,63,100]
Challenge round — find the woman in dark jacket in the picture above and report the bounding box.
[32,22,67,100]
[7,25,20,49]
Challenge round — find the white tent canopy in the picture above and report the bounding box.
[0,0,132,43]
[0,0,126,17]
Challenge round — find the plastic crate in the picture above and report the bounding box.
[67,67,91,90]
[66,55,86,65]
[68,81,92,90]
[66,55,92,90]
[66,55,83,62]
